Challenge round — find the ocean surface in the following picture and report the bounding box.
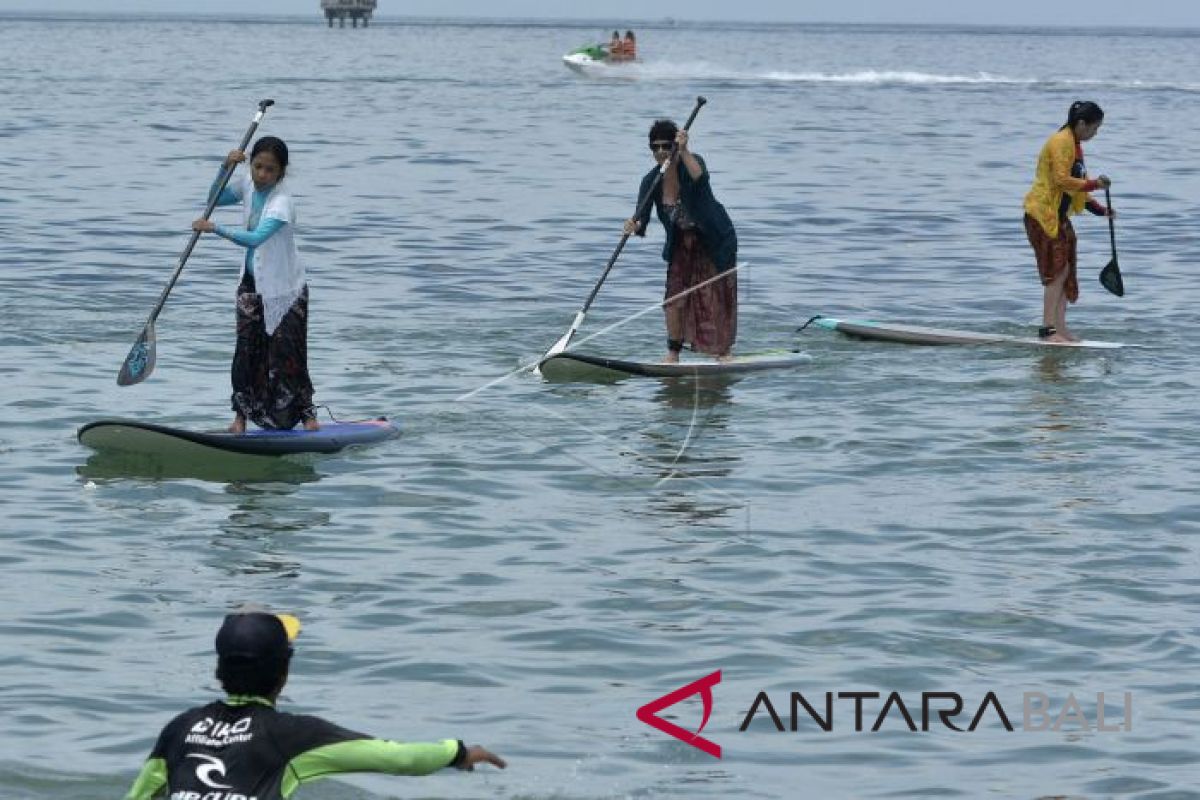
[1,13,1198,799]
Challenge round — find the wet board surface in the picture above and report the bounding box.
[538,351,813,382]
[813,317,1132,349]
[77,418,400,457]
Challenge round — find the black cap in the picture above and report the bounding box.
[215,612,300,664]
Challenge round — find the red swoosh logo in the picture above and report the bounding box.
[636,670,722,758]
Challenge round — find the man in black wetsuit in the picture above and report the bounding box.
[124,610,505,799]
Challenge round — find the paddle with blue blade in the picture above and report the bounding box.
[539,95,707,366]
[117,99,275,386]
[1099,186,1124,297]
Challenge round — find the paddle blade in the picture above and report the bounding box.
[543,330,574,360]
[117,325,157,386]
[1100,259,1124,297]
[542,310,585,360]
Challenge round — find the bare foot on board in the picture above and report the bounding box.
[303,417,321,431]
[228,415,247,434]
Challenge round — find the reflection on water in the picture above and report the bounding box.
[215,476,332,578]
[645,377,735,482]
[76,451,320,485]
[1028,352,1078,438]
[1032,350,1074,386]
[76,451,323,576]
[651,374,737,411]
[1027,352,1109,441]
[635,376,745,523]
[1023,352,1112,514]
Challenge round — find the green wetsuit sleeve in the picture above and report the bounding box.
[123,757,168,800]
[282,738,460,797]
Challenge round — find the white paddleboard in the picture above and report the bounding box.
[812,317,1133,349]
[538,351,812,382]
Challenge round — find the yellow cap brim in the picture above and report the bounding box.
[276,614,301,641]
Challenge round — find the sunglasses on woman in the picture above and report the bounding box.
[650,141,675,152]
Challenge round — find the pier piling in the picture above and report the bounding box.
[321,0,377,28]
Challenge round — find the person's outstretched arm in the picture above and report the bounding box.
[282,737,505,795]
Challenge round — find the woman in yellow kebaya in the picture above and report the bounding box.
[1023,101,1114,343]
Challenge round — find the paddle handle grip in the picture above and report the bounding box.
[194,99,275,231]
[656,95,707,176]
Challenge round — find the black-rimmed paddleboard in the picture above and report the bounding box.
[813,317,1132,349]
[78,418,400,458]
[538,351,812,382]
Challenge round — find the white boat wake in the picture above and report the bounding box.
[564,59,1200,93]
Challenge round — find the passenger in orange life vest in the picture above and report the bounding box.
[608,30,624,61]
[623,30,637,60]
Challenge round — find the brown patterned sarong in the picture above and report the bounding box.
[664,229,737,356]
[1024,213,1078,303]
[231,275,315,430]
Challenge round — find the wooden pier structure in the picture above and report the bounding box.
[321,0,377,27]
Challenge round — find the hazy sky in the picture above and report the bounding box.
[1,0,1198,27]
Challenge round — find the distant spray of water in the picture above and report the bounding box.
[572,60,1200,92]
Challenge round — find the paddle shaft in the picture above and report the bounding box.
[577,96,707,316]
[140,99,274,330]
[1105,186,1117,258]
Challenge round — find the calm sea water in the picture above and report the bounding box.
[1,13,1198,799]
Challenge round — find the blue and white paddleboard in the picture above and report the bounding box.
[812,317,1132,349]
[538,351,812,382]
[77,418,400,458]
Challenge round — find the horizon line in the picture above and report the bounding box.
[0,9,1197,31]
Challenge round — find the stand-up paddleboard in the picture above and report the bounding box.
[78,418,400,458]
[539,351,812,382]
[811,317,1132,349]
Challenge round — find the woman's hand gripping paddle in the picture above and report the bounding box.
[538,96,707,368]
[1099,186,1125,297]
[117,99,275,386]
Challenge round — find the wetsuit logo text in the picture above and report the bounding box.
[185,716,254,746]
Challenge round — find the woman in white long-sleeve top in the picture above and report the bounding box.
[192,136,317,433]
